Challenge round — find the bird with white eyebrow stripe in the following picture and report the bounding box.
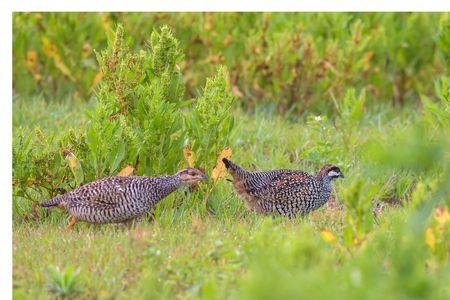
[223,158,344,218]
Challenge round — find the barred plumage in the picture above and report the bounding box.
[41,168,207,227]
[223,158,344,217]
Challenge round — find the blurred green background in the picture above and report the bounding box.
[14,13,450,111]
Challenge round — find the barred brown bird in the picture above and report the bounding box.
[40,168,207,228]
[223,158,344,218]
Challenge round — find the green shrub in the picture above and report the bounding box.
[13,128,68,204]
[186,65,236,169]
[86,24,186,177]
[12,25,236,216]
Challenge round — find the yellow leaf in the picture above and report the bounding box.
[25,50,42,82]
[363,51,375,71]
[66,152,77,175]
[54,57,75,81]
[232,85,244,98]
[211,147,232,181]
[41,36,57,58]
[204,16,212,30]
[82,43,92,58]
[320,227,336,244]
[33,73,42,82]
[223,34,233,47]
[434,206,450,226]
[101,13,111,31]
[62,149,84,185]
[90,71,103,91]
[425,227,436,251]
[118,165,135,177]
[26,50,38,66]
[41,36,75,81]
[183,146,195,167]
[26,178,35,186]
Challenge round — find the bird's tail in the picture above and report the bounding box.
[40,195,64,208]
[222,158,248,179]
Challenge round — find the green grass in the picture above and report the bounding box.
[12,205,449,299]
[12,96,450,299]
[13,95,92,130]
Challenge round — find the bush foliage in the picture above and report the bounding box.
[13,12,450,112]
[13,25,236,208]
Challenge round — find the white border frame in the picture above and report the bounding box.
[3,1,450,299]
[8,0,450,12]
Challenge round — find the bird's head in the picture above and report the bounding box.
[176,168,208,185]
[317,164,345,180]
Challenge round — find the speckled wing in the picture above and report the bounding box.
[248,170,314,203]
[64,176,153,224]
[67,176,133,206]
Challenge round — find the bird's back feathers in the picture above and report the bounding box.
[223,159,338,217]
[40,175,180,224]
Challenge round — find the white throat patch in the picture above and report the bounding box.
[328,170,340,177]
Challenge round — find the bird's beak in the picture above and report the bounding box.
[202,174,209,181]
[339,173,345,178]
